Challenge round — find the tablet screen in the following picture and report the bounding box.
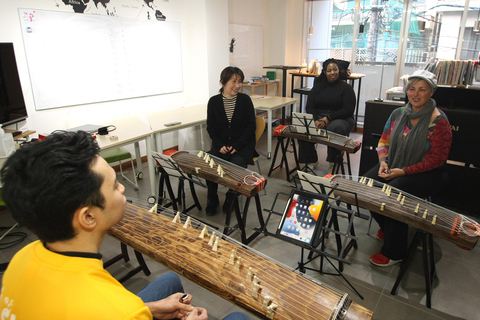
[276,190,328,247]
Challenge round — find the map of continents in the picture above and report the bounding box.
[59,0,166,20]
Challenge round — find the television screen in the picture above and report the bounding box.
[0,43,28,127]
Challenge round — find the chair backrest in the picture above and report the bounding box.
[255,116,266,144]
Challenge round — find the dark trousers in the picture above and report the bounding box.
[364,164,448,260]
[298,118,354,163]
[206,149,248,203]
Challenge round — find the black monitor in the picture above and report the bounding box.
[276,189,329,248]
[0,43,28,128]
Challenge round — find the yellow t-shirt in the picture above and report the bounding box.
[0,240,152,320]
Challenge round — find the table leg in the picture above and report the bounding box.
[354,78,362,131]
[146,135,156,196]
[267,109,273,159]
[134,141,142,173]
[155,132,163,153]
[200,123,205,151]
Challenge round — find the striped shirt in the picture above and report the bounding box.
[222,94,237,123]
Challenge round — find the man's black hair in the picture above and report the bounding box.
[1,131,104,243]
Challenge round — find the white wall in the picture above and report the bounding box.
[0,1,212,136]
[1,0,302,152]
[229,0,304,96]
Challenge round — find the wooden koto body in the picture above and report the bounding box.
[280,126,361,153]
[328,175,480,250]
[108,203,373,320]
[171,151,267,197]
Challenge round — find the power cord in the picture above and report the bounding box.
[0,226,27,250]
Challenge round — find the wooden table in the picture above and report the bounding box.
[148,104,207,153]
[93,116,155,196]
[251,95,298,158]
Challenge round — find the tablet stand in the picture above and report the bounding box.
[255,185,364,299]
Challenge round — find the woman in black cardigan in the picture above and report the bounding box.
[205,66,257,215]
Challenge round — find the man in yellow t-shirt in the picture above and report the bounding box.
[0,131,249,320]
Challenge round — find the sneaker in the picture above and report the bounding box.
[376,229,384,241]
[206,199,219,216]
[370,253,401,267]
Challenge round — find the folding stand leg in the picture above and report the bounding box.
[103,243,151,283]
[157,166,179,211]
[391,229,436,308]
[223,193,265,245]
[187,174,202,211]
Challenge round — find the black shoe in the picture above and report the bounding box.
[206,199,219,216]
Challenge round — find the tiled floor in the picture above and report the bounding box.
[1,130,479,320]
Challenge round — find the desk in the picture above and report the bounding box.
[239,80,281,96]
[251,95,298,158]
[93,116,155,196]
[148,105,207,154]
[4,129,36,141]
[290,72,366,131]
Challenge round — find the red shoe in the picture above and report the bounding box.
[370,253,401,267]
[376,229,384,241]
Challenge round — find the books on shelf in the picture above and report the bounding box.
[424,59,478,86]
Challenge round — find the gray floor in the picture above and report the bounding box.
[1,130,479,320]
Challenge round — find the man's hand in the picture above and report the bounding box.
[145,293,195,320]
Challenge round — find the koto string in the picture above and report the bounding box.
[333,176,479,236]
[171,151,265,194]
[334,178,456,228]
[129,202,348,298]
[115,203,344,320]
[118,210,335,320]
[120,206,338,319]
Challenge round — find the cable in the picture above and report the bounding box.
[0,226,27,250]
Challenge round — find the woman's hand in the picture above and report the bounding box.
[220,146,232,154]
[145,293,195,320]
[315,117,330,129]
[378,166,406,180]
[378,161,390,175]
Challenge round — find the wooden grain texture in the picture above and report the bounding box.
[108,203,373,320]
[281,127,361,153]
[171,151,267,197]
[329,176,479,250]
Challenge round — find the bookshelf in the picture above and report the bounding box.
[424,59,478,86]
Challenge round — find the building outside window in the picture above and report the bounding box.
[305,0,480,123]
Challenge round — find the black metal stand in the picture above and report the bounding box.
[256,188,364,299]
[103,242,151,283]
[267,135,300,181]
[391,229,436,308]
[152,153,205,214]
[224,192,266,245]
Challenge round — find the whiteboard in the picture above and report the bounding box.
[19,9,183,110]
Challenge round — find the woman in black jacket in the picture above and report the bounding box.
[205,66,257,215]
[299,59,356,172]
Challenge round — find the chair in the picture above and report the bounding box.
[253,116,267,195]
[99,147,139,189]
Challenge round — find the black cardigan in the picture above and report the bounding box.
[206,92,257,165]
